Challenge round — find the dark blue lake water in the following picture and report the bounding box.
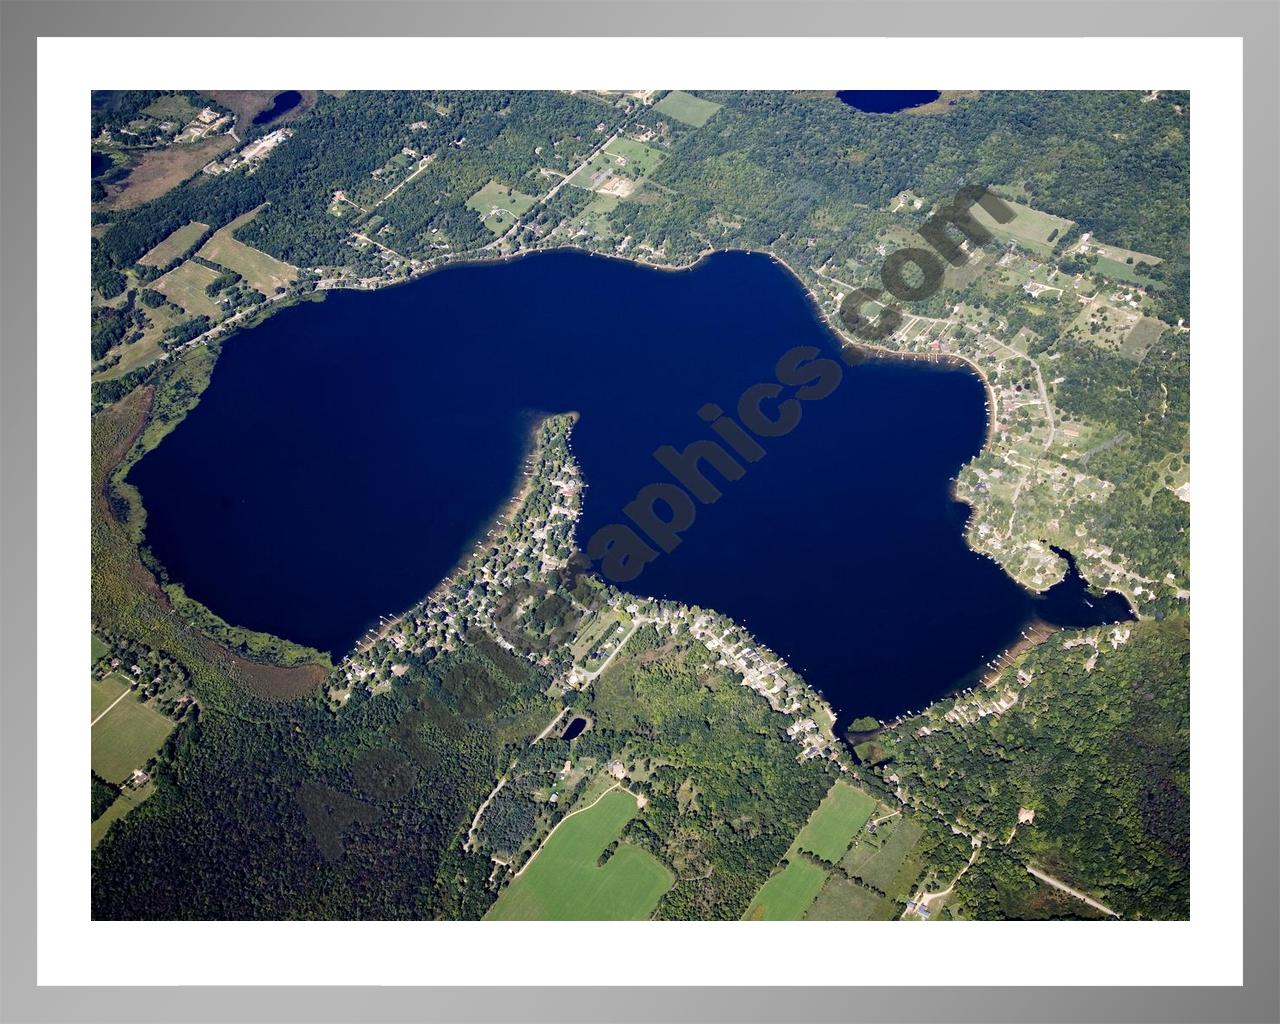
[130,250,1131,723]
[252,91,302,125]
[837,91,941,113]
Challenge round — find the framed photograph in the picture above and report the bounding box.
[2,3,1275,1022]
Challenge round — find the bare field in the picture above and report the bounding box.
[97,135,234,212]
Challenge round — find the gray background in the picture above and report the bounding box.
[1,1,1275,1021]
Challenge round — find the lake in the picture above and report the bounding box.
[252,90,302,125]
[130,249,1131,724]
[837,91,941,113]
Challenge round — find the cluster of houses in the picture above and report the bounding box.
[332,419,852,786]
[688,613,849,769]
[334,422,585,698]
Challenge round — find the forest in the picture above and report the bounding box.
[876,616,1190,919]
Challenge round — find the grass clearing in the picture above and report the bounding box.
[151,260,224,319]
[654,91,722,127]
[92,634,110,664]
[466,180,538,236]
[486,789,672,920]
[742,857,829,920]
[93,301,186,382]
[840,816,925,899]
[806,875,900,920]
[197,207,298,296]
[1093,255,1163,288]
[142,94,202,124]
[972,196,1075,257]
[1120,315,1166,360]
[91,679,174,784]
[138,222,209,268]
[91,779,155,848]
[793,780,877,863]
[1082,239,1162,267]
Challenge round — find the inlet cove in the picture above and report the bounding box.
[130,249,1131,724]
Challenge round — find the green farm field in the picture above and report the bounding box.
[198,208,298,295]
[152,260,224,319]
[742,857,828,920]
[91,676,174,784]
[654,91,722,127]
[793,780,876,863]
[486,788,672,920]
[138,221,209,267]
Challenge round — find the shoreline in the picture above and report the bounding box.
[344,409,579,663]
[116,241,1070,720]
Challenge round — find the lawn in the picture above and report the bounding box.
[793,780,877,863]
[138,222,209,268]
[806,875,900,920]
[742,857,829,920]
[486,789,672,920]
[91,677,174,784]
[971,196,1075,257]
[603,137,665,180]
[91,633,110,665]
[575,193,621,232]
[151,259,224,319]
[567,151,620,191]
[654,91,722,127]
[466,180,538,236]
[197,208,298,296]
